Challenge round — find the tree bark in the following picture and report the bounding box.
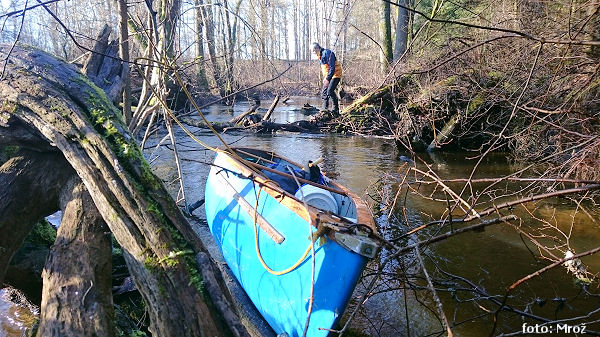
[0,45,242,337]
[0,150,73,286]
[201,0,225,97]
[379,0,393,73]
[195,0,209,88]
[117,0,132,125]
[82,25,124,104]
[37,176,115,337]
[393,0,410,60]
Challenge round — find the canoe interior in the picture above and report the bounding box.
[234,147,359,222]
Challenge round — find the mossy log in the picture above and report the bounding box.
[427,112,460,151]
[342,75,412,115]
[0,45,247,337]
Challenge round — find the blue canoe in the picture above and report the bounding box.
[205,147,379,337]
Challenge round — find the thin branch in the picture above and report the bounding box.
[1,0,29,79]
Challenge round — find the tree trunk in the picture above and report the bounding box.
[393,0,410,60]
[223,0,243,98]
[82,25,124,104]
[303,0,310,60]
[117,0,132,125]
[37,176,115,337]
[0,150,74,286]
[0,45,244,337]
[195,0,209,88]
[201,0,226,97]
[379,0,393,73]
[294,0,299,60]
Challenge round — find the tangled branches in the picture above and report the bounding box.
[342,157,600,336]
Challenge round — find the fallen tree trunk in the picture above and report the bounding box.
[0,150,74,286]
[38,176,115,337]
[229,95,261,124]
[180,108,333,134]
[0,45,245,337]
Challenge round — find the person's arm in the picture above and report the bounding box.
[326,50,336,81]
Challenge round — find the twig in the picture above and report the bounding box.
[178,64,293,118]
[415,246,453,336]
[462,184,600,222]
[508,246,600,292]
[411,167,481,219]
[395,215,518,254]
[384,0,600,46]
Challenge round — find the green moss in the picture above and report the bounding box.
[146,201,166,224]
[144,255,159,271]
[158,249,194,267]
[467,91,487,115]
[112,236,123,257]
[0,145,20,164]
[26,220,57,246]
[141,161,161,190]
[435,75,456,87]
[71,71,210,312]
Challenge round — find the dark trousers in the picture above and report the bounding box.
[321,77,341,113]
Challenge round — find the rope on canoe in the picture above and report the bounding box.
[252,181,313,276]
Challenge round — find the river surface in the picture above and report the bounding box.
[2,97,599,336]
[0,288,37,337]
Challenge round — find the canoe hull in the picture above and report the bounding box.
[205,150,370,337]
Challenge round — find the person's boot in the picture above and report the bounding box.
[321,99,329,112]
[331,95,340,116]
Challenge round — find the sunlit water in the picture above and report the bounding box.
[3,97,599,336]
[0,289,37,337]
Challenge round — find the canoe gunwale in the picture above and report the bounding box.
[216,148,377,234]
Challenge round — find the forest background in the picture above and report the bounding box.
[2,0,598,175]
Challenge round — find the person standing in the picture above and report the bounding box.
[312,42,342,115]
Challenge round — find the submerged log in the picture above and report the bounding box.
[181,104,333,134]
[0,45,245,337]
[262,94,280,121]
[37,176,115,337]
[427,112,460,151]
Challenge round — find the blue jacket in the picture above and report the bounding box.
[318,48,342,80]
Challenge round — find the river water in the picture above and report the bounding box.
[2,97,599,336]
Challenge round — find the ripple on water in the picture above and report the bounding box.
[0,288,38,337]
